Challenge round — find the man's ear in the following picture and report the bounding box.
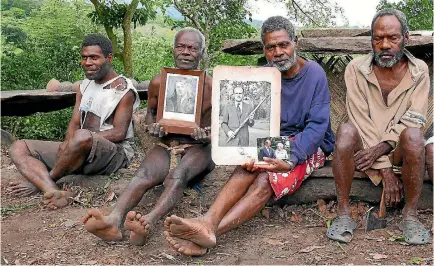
[294,36,298,46]
[107,53,113,63]
[403,32,409,46]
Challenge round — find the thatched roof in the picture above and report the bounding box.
[221,29,434,56]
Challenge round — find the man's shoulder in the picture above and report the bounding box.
[303,60,327,80]
[346,54,371,71]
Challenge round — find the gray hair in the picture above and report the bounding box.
[173,27,206,56]
[261,16,296,45]
[371,9,409,38]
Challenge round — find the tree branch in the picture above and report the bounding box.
[290,0,321,27]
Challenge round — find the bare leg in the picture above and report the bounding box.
[125,145,215,245]
[43,129,95,209]
[398,128,425,221]
[333,123,364,216]
[216,172,273,235]
[425,143,433,182]
[164,166,260,249]
[10,140,58,194]
[83,146,170,242]
[49,129,93,179]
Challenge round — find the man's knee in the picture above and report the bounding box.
[335,123,359,150]
[250,173,273,200]
[69,129,93,151]
[9,140,30,160]
[400,128,424,153]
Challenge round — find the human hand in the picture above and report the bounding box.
[241,158,260,172]
[380,168,404,207]
[254,157,292,172]
[354,147,379,172]
[147,123,168,138]
[227,130,236,139]
[191,126,211,143]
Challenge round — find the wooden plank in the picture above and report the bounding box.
[300,29,433,38]
[221,36,433,55]
[300,28,371,38]
[1,89,148,117]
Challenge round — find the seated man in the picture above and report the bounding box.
[9,34,139,209]
[164,16,335,256]
[82,27,214,246]
[327,9,430,245]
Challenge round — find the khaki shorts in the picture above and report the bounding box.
[23,131,128,175]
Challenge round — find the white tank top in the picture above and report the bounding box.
[79,75,140,162]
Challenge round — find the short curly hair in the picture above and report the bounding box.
[371,9,409,38]
[81,33,113,57]
[261,16,296,44]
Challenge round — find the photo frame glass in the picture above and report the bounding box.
[163,73,200,122]
[211,66,281,165]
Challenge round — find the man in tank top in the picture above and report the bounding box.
[9,34,139,210]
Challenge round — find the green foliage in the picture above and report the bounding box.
[1,0,104,91]
[1,108,73,140]
[280,0,348,27]
[132,33,174,81]
[376,0,433,30]
[169,0,257,69]
[88,0,158,30]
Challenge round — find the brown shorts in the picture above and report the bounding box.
[23,131,128,175]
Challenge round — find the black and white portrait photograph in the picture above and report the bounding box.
[219,80,271,147]
[211,66,281,165]
[163,73,199,122]
[256,136,291,162]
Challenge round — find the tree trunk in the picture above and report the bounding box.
[89,0,123,64]
[121,0,139,78]
[203,26,211,71]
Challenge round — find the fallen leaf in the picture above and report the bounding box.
[265,238,284,245]
[300,245,325,253]
[85,260,98,265]
[105,191,115,203]
[314,256,322,261]
[48,223,57,228]
[371,253,388,260]
[161,253,176,261]
[261,209,270,219]
[409,257,423,264]
[14,259,21,265]
[388,235,405,242]
[289,212,302,223]
[292,234,300,239]
[317,199,327,214]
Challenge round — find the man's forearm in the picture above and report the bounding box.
[374,142,393,158]
[144,109,156,126]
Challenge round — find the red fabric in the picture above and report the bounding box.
[268,148,326,200]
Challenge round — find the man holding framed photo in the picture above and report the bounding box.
[164,16,335,256]
[82,27,214,246]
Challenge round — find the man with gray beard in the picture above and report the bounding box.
[327,9,430,245]
[163,16,334,256]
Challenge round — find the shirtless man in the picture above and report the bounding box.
[82,27,215,245]
[9,34,139,209]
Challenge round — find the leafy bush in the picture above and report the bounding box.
[1,108,73,141]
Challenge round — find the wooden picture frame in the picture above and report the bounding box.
[157,67,205,135]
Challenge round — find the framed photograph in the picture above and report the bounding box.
[157,67,205,135]
[256,136,291,165]
[211,66,281,165]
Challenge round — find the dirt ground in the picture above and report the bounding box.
[1,146,433,265]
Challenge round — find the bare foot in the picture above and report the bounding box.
[124,211,151,246]
[42,190,73,210]
[82,209,122,241]
[164,215,216,248]
[9,181,40,197]
[164,231,207,256]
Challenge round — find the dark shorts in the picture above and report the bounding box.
[23,131,128,175]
